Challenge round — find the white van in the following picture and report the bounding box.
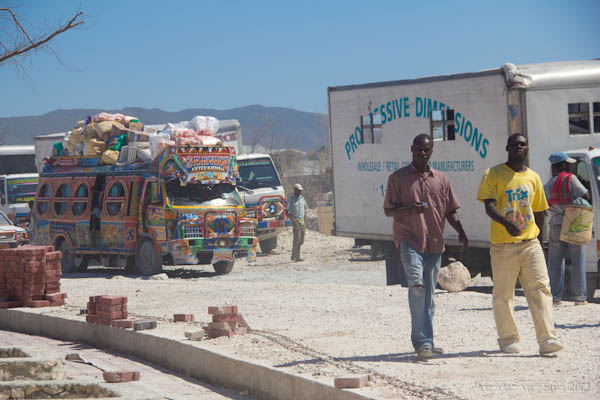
[237,154,287,253]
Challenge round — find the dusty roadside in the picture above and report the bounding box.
[28,227,600,399]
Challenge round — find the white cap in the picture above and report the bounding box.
[294,183,304,191]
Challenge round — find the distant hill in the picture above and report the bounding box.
[0,105,329,152]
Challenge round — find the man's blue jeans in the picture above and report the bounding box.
[547,224,587,302]
[399,241,442,351]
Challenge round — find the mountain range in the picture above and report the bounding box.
[0,105,329,152]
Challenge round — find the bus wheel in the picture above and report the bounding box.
[136,240,162,276]
[57,240,76,274]
[213,260,234,275]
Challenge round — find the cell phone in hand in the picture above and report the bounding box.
[418,202,428,207]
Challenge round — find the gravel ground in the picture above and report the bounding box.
[35,226,600,399]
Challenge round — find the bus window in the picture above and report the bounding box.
[54,183,70,216]
[37,183,51,216]
[106,182,126,216]
[72,183,90,216]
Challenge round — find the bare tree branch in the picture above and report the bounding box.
[0,9,84,65]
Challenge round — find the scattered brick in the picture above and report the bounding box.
[97,310,128,320]
[334,375,370,389]
[208,305,238,314]
[0,300,23,308]
[85,315,97,323]
[26,300,51,308]
[0,246,65,309]
[96,303,127,313]
[98,296,127,305]
[184,330,205,341]
[111,319,144,329]
[173,314,194,322]
[44,251,62,260]
[102,371,140,383]
[204,305,249,338]
[133,320,157,331]
[45,292,67,302]
[212,313,240,323]
[203,328,234,338]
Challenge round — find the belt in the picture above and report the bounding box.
[508,238,535,245]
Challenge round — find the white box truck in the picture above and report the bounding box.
[328,60,600,301]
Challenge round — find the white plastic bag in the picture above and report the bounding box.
[190,116,219,135]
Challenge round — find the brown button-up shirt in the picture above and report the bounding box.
[383,164,460,254]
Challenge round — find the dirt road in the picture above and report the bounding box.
[44,228,600,399]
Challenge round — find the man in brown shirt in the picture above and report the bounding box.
[384,133,468,360]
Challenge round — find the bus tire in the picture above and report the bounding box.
[259,236,278,253]
[213,260,234,275]
[136,240,162,276]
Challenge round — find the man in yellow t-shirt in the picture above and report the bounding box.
[477,133,562,356]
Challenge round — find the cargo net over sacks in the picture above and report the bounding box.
[0,246,67,308]
[43,113,224,171]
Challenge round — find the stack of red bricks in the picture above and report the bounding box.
[86,296,129,326]
[0,246,67,308]
[203,306,250,338]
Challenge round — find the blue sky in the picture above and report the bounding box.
[1,0,598,118]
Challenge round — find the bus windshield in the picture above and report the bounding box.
[238,158,281,190]
[165,181,242,207]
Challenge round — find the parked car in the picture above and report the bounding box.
[0,210,29,248]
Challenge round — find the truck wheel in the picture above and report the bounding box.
[586,273,597,302]
[57,240,76,274]
[259,236,278,253]
[136,240,162,276]
[213,260,234,275]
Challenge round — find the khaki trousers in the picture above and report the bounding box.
[292,222,305,260]
[490,239,557,347]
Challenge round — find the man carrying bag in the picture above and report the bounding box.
[543,152,592,306]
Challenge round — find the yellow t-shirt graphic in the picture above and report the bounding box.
[477,164,548,244]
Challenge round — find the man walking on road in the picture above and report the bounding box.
[544,152,590,306]
[383,134,468,361]
[477,133,562,355]
[287,183,308,262]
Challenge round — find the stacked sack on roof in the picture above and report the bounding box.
[149,116,222,159]
[52,113,224,167]
[52,112,152,166]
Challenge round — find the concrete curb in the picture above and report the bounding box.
[0,309,372,400]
